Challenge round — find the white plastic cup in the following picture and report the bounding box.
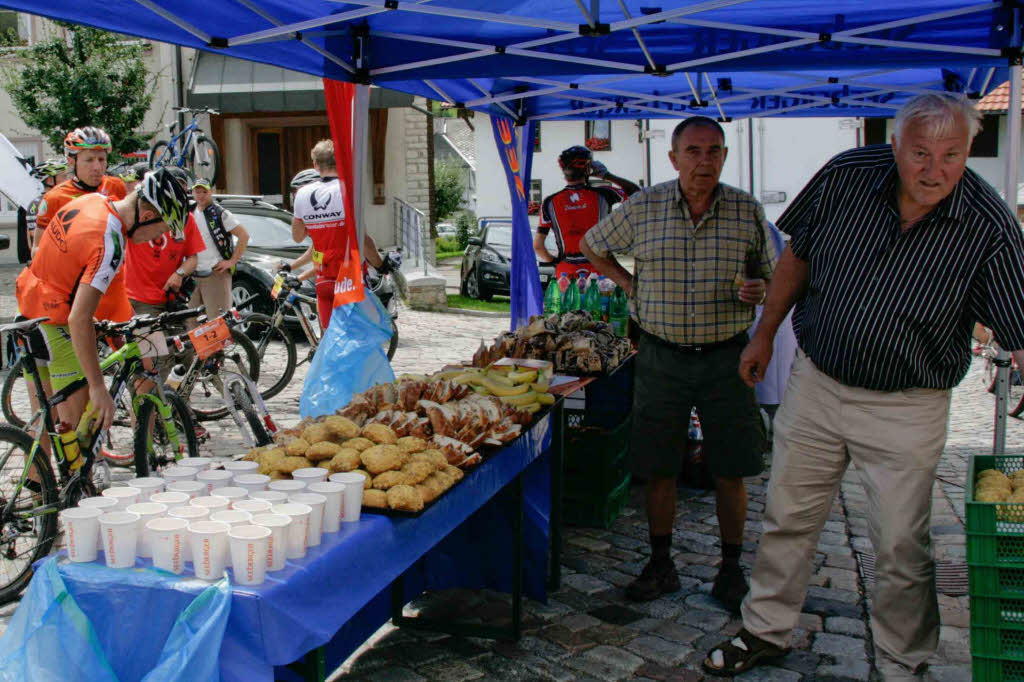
[78,496,120,550]
[289,493,326,547]
[210,486,249,508]
[161,466,197,483]
[166,480,206,499]
[233,473,271,494]
[270,503,311,559]
[229,525,272,586]
[250,490,289,504]
[127,477,165,500]
[150,491,190,508]
[196,469,233,495]
[60,507,102,562]
[268,480,307,495]
[147,517,188,574]
[167,506,210,561]
[250,513,290,571]
[188,520,231,581]
[233,499,273,515]
[176,457,212,471]
[98,511,140,569]
[308,482,345,534]
[331,472,365,523]
[209,509,253,527]
[101,486,142,511]
[191,495,231,514]
[291,467,329,486]
[224,461,259,475]
[125,502,168,558]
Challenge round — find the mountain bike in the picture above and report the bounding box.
[0,312,200,602]
[982,340,1024,418]
[149,106,221,182]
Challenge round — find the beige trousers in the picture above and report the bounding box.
[742,351,951,678]
[189,271,233,319]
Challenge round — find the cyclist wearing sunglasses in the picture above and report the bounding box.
[19,158,68,257]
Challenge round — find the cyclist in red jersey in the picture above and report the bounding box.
[535,145,639,279]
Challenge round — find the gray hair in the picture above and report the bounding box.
[894,93,982,143]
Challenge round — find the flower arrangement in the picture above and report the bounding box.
[585,136,610,151]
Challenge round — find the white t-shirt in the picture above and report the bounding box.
[193,205,240,271]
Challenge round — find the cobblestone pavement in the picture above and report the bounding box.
[0,259,1018,680]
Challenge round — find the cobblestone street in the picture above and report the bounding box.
[0,256,1017,680]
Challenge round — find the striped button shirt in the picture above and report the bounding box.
[779,145,1024,392]
[584,179,775,345]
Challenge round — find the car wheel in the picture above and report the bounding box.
[467,269,492,301]
[231,276,270,315]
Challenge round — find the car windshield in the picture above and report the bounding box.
[232,212,310,247]
[486,225,513,247]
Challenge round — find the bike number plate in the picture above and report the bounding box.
[270,274,285,299]
[187,318,232,360]
[139,331,168,359]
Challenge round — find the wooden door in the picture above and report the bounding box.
[252,127,284,205]
[283,125,331,208]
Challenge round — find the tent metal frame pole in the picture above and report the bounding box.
[981,68,997,95]
[616,0,658,71]
[468,79,519,119]
[703,73,727,120]
[423,79,455,105]
[574,0,596,29]
[833,1,999,37]
[995,63,1021,456]
[229,4,396,46]
[547,92,669,116]
[832,36,999,57]
[234,0,354,73]
[667,38,818,71]
[465,73,634,108]
[334,0,580,32]
[608,0,752,32]
[133,0,211,43]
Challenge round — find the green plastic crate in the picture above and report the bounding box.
[974,655,1024,681]
[972,624,1024,660]
[564,444,628,498]
[563,415,631,496]
[966,455,1024,565]
[563,474,631,529]
[970,565,1024,597]
[972,594,1024,628]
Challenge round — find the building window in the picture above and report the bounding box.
[864,118,888,146]
[970,114,999,158]
[533,123,541,152]
[529,179,542,215]
[585,120,611,151]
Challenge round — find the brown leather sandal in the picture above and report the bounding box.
[703,628,790,677]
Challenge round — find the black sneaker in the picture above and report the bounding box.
[711,562,749,614]
[625,559,681,602]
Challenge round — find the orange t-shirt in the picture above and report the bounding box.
[17,194,132,325]
[36,176,127,230]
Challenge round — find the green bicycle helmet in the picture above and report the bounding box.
[30,158,68,180]
[137,168,189,239]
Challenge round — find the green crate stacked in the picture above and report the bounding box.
[561,409,632,528]
[966,454,1024,680]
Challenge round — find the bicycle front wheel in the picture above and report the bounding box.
[191,135,220,183]
[132,390,200,477]
[0,424,57,604]
[188,330,261,421]
[229,381,272,447]
[243,313,297,401]
[149,139,172,169]
[1,358,31,429]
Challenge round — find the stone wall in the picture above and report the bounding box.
[405,276,448,312]
[404,101,436,267]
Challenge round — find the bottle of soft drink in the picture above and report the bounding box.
[576,271,589,294]
[584,279,602,320]
[564,278,581,311]
[557,272,570,294]
[598,276,615,321]
[610,285,628,336]
[543,277,562,315]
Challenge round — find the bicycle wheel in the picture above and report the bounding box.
[0,424,58,604]
[132,390,200,477]
[190,135,220,183]
[229,381,271,447]
[386,318,398,361]
[1,358,31,428]
[149,139,172,169]
[187,330,261,421]
[243,313,297,401]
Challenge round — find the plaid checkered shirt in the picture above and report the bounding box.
[584,179,775,345]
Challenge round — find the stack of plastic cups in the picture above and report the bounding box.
[234,474,271,495]
[229,525,272,586]
[78,496,119,550]
[224,461,259,478]
[210,486,248,508]
[147,517,188,574]
[188,520,230,580]
[250,490,288,505]
[250,513,290,572]
[161,466,197,484]
[268,480,307,495]
[291,468,329,487]
[60,507,102,562]
[290,493,326,547]
[101,486,141,510]
[150,491,190,509]
[209,509,253,528]
[127,477,165,500]
[308,481,345,534]
[167,506,209,561]
[270,503,312,559]
[176,457,212,472]
[329,472,366,523]
[191,495,230,515]
[98,511,140,568]
[196,469,233,496]
[125,502,167,558]
[233,499,273,516]
[166,480,205,499]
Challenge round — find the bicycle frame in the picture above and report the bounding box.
[156,118,202,170]
[266,281,320,358]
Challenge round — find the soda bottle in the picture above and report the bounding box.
[563,278,581,311]
[56,421,83,471]
[543,278,562,315]
[584,279,602,320]
[576,271,589,294]
[598,276,615,321]
[557,272,570,294]
[610,286,629,336]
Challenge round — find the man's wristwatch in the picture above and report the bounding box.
[176,268,187,277]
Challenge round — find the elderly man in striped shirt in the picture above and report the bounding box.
[705,94,1024,679]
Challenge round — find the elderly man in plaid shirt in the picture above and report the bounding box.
[581,116,774,611]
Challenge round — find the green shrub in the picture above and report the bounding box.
[436,236,460,254]
[455,211,476,250]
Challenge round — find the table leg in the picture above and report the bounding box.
[286,645,326,682]
[548,400,564,591]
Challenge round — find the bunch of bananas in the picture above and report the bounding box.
[438,365,556,413]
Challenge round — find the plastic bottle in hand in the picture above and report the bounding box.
[564,278,581,311]
[584,279,602,320]
[543,277,562,315]
[610,286,629,336]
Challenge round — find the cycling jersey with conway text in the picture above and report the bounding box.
[292,177,352,282]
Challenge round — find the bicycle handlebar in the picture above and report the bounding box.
[172,106,219,116]
[95,306,205,336]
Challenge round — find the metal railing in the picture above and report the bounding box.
[394,197,428,276]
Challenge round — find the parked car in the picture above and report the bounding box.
[459,217,555,300]
[435,222,457,237]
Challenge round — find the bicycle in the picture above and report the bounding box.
[981,340,1024,418]
[149,106,221,182]
[0,312,200,601]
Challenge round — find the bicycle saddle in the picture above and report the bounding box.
[0,317,50,334]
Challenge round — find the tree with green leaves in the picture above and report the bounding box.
[3,23,154,159]
[433,158,466,223]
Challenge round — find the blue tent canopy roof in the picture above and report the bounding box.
[0,0,1017,119]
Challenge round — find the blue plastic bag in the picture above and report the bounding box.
[0,558,119,682]
[299,290,396,418]
[142,577,232,682]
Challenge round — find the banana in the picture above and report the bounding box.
[483,371,515,388]
[488,364,514,374]
[482,377,530,396]
[531,381,551,393]
[536,393,555,405]
[500,391,540,406]
[508,370,538,385]
[433,369,468,381]
[520,402,542,414]
[471,385,492,396]
[453,372,485,386]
